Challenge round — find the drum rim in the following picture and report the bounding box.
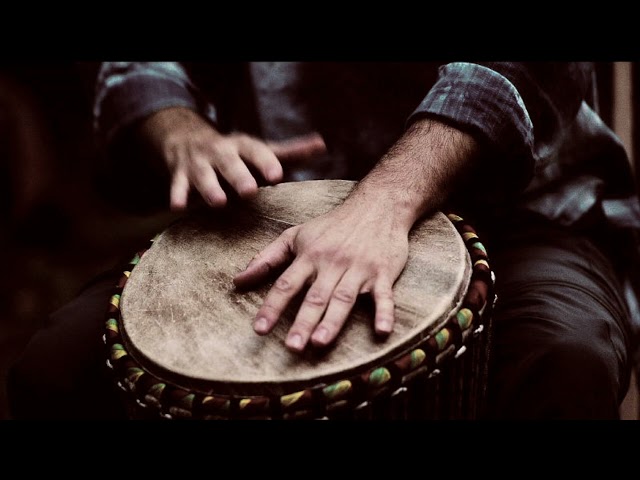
[104,212,494,420]
[119,209,470,391]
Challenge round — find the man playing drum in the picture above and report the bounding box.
[7,62,640,419]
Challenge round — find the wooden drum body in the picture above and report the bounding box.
[104,180,495,420]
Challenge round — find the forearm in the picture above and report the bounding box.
[344,117,480,232]
[406,62,593,203]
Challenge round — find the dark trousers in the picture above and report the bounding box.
[484,218,633,419]
[6,218,635,420]
[7,268,128,420]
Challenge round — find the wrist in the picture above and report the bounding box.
[138,106,213,151]
[340,185,419,233]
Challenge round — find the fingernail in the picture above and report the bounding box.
[377,318,393,335]
[312,327,329,344]
[254,317,268,334]
[287,333,303,350]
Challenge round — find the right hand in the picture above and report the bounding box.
[139,106,327,211]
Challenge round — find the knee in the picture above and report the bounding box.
[541,334,623,417]
[541,334,619,391]
[488,327,625,419]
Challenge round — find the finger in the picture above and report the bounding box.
[188,157,227,207]
[372,277,395,336]
[236,136,284,184]
[213,151,259,199]
[285,268,347,352]
[267,132,327,163]
[169,169,190,211]
[233,228,297,290]
[310,271,363,348]
[252,260,315,339]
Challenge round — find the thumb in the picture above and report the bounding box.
[233,228,297,290]
[266,132,327,163]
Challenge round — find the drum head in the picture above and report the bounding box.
[118,180,471,397]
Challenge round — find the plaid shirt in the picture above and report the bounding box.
[93,61,640,332]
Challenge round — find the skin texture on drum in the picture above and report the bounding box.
[119,180,471,396]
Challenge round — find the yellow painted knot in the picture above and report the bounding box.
[323,380,352,400]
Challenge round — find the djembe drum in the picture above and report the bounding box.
[104,180,495,420]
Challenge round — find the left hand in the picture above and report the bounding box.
[233,199,410,352]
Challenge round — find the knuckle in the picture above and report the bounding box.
[281,226,299,240]
[228,131,248,141]
[332,288,357,304]
[211,144,237,162]
[273,277,293,293]
[376,288,394,301]
[304,289,327,307]
[163,131,184,149]
[329,251,349,268]
[304,246,337,263]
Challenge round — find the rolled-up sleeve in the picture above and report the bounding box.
[93,62,217,144]
[410,63,532,153]
[408,61,592,195]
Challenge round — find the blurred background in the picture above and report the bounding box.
[0,62,637,420]
[0,62,179,420]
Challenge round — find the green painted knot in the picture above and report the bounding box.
[323,380,352,400]
[456,308,473,329]
[110,343,127,361]
[368,367,391,387]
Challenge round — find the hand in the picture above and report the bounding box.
[139,106,326,210]
[233,199,410,353]
[233,117,479,353]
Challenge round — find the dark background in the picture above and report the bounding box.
[0,62,179,419]
[0,62,634,420]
